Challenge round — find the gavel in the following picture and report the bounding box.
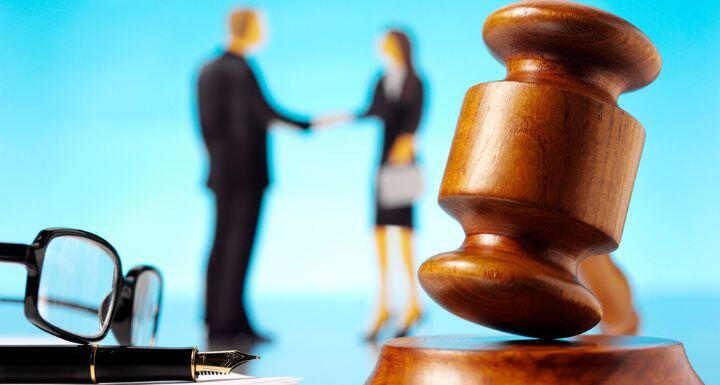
[418,0,661,339]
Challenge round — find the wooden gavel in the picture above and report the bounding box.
[419,0,661,338]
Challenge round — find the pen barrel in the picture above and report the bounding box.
[94,346,195,383]
[0,346,195,384]
[0,345,94,383]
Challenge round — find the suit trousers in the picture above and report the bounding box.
[205,187,264,335]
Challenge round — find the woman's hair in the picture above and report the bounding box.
[386,29,417,76]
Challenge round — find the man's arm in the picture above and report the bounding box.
[245,66,310,130]
[197,66,228,149]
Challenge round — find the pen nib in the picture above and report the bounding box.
[194,350,259,376]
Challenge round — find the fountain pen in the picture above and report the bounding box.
[0,345,258,383]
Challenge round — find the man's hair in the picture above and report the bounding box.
[229,8,257,38]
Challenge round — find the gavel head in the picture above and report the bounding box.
[419,0,661,339]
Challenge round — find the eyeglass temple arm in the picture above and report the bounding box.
[0,243,30,266]
[0,296,99,315]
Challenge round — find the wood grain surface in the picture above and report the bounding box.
[418,0,661,338]
[365,335,704,385]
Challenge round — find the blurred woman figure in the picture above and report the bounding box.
[317,29,425,340]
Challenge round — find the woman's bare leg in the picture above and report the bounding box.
[366,226,391,339]
[397,227,422,336]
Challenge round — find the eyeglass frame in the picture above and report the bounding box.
[0,228,162,345]
[111,265,163,346]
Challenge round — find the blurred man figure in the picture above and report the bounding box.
[197,8,310,344]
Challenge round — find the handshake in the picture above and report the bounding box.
[308,112,356,130]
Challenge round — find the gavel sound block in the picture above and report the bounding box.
[366,1,703,384]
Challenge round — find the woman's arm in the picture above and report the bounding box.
[388,134,415,165]
[388,79,424,164]
[313,76,386,129]
[400,78,424,135]
[358,77,386,119]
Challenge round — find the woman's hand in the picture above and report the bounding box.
[389,133,415,165]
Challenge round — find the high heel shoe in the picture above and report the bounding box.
[394,306,424,338]
[364,308,391,341]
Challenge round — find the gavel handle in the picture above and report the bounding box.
[578,254,639,335]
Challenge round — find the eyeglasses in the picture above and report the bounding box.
[0,228,162,346]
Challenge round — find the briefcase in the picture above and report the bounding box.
[377,164,423,208]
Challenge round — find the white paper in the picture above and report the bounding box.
[196,374,301,385]
[2,374,301,385]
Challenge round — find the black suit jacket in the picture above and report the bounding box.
[197,51,310,191]
[360,72,424,165]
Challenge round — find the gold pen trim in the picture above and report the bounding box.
[190,347,197,382]
[90,345,98,384]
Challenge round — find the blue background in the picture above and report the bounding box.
[1,0,718,383]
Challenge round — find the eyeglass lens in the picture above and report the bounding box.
[131,270,161,346]
[37,235,117,338]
